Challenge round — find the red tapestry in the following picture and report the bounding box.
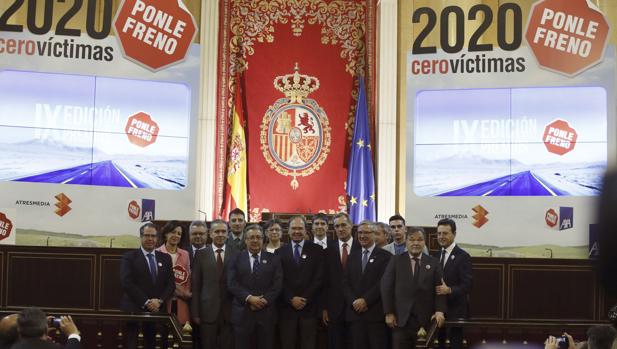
[215,0,376,221]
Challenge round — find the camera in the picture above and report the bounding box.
[556,335,569,349]
[48,317,61,328]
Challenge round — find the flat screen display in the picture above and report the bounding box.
[0,70,190,190]
[414,86,607,196]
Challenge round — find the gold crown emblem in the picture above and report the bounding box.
[273,63,320,103]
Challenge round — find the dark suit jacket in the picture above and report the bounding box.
[191,244,239,323]
[381,253,447,328]
[432,245,472,319]
[226,232,246,251]
[10,337,81,349]
[342,246,391,322]
[322,239,361,320]
[275,240,324,317]
[120,249,175,312]
[227,251,283,326]
[188,245,207,268]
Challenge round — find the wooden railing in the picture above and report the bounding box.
[420,319,612,348]
[0,311,192,349]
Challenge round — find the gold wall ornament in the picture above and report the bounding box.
[260,64,331,190]
[228,0,367,77]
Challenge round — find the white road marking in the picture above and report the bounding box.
[481,181,508,196]
[61,170,89,184]
[529,171,557,196]
[111,162,138,188]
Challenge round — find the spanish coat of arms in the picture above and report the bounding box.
[260,64,331,189]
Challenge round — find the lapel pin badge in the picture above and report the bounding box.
[426,264,431,269]
[369,258,374,263]
[451,255,455,260]
[158,262,162,267]
[302,254,307,259]
[262,259,268,264]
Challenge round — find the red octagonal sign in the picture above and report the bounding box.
[114,0,197,71]
[545,208,558,228]
[525,0,610,76]
[125,112,159,147]
[543,119,577,156]
[0,212,13,241]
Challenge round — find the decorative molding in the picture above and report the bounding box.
[375,0,397,220]
[196,0,220,219]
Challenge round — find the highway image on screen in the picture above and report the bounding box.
[413,86,607,197]
[0,70,190,190]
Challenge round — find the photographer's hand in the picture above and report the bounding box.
[545,336,558,349]
[59,316,79,337]
[563,332,576,349]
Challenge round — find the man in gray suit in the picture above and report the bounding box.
[191,219,239,349]
[376,222,394,254]
[383,215,407,255]
[381,227,446,349]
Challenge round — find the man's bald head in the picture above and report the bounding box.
[0,314,18,346]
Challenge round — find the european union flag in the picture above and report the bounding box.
[346,77,376,224]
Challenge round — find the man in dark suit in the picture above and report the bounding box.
[433,218,472,349]
[342,220,391,349]
[188,220,208,267]
[188,220,208,349]
[227,224,283,349]
[191,219,239,349]
[323,212,360,349]
[10,308,81,349]
[276,215,324,349]
[311,213,333,249]
[120,223,175,349]
[381,227,446,349]
[227,208,247,251]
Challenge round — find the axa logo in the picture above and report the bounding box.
[54,193,72,217]
[127,199,155,222]
[545,207,573,230]
[472,205,488,228]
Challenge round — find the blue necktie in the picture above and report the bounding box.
[252,254,260,273]
[362,249,369,273]
[294,243,301,264]
[146,253,157,283]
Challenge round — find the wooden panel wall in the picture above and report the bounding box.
[0,246,608,321]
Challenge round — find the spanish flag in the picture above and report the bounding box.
[222,80,248,218]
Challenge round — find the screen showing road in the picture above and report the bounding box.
[414,86,607,197]
[0,70,190,190]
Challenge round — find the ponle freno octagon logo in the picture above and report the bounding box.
[113,0,198,71]
[0,213,13,242]
[525,0,610,76]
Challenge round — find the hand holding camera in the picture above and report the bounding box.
[48,315,79,337]
[546,333,575,349]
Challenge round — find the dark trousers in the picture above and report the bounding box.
[192,319,202,349]
[126,321,168,349]
[348,320,386,349]
[279,311,317,349]
[392,316,420,349]
[200,316,233,349]
[327,316,349,349]
[233,320,275,349]
[438,327,464,349]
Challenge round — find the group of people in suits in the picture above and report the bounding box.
[119,208,472,349]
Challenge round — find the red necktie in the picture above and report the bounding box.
[216,249,223,274]
[341,242,349,269]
